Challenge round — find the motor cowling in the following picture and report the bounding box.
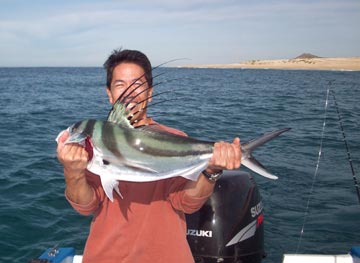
[186,171,265,263]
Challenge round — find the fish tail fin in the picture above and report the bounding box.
[241,128,291,180]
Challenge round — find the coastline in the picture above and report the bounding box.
[181,57,360,71]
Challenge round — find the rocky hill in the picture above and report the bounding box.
[294,53,322,59]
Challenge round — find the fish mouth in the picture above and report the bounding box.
[65,132,86,145]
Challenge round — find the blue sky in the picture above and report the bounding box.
[0,0,359,66]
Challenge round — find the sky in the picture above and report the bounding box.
[0,0,359,67]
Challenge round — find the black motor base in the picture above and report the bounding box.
[186,171,265,263]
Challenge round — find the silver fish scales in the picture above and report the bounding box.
[60,75,290,201]
[62,100,289,201]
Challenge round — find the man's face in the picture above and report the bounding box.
[106,62,153,123]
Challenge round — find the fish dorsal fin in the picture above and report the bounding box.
[106,100,133,128]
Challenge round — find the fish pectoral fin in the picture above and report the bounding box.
[123,160,158,173]
[242,157,278,180]
[103,158,158,173]
[99,175,120,202]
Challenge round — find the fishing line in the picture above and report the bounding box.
[329,85,360,204]
[129,98,181,125]
[296,81,360,253]
[295,87,330,254]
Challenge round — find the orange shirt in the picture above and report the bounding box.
[66,122,211,263]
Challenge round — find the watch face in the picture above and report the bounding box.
[211,173,221,181]
[204,171,222,182]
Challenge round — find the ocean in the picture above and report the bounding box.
[0,67,359,262]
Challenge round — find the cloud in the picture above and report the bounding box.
[0,0,359,66]
[2,0,357,42]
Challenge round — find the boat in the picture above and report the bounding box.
[28,171,360,263]
[28,171,265,263]
[283,253,354,263]
[283,245,360,263]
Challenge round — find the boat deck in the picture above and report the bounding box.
[283,254,353,263]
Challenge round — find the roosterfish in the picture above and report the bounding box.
[57,85,290,202]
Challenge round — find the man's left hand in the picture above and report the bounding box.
[207,138,241,172]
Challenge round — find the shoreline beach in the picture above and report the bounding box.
[181,57,360,71]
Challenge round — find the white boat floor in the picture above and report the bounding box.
[283,254,353,263]
[73,255,83,263]
[73,254,354,263]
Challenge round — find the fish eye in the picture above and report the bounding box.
[70,125,78,133]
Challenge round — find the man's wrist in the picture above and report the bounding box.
[202,169,223,182]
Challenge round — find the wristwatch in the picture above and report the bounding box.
[202,169,223,182]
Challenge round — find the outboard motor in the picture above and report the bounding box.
[186,170,265,263]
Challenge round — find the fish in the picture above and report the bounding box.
[59,96,290,202]
[58,75,290,201]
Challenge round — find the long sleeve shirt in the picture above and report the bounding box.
[66,122,211,263]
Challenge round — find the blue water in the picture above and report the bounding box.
[0,67,359,262]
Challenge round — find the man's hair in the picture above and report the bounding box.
[103,49,153,88]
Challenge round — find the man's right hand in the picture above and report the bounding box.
[56,130,89,180]
[56,130,94,205]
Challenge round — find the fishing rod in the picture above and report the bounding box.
[329,82,360,204]
[296,81,360,253]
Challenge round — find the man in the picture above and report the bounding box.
[57,49,241,263]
